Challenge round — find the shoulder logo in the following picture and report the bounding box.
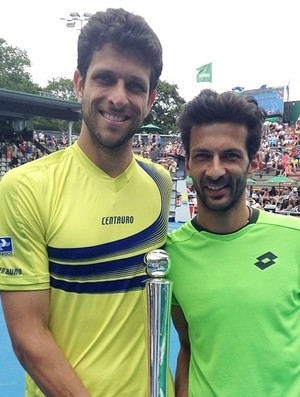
[0,237,13,256]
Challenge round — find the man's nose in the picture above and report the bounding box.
[108,81,128,110]
[206,157,226,180]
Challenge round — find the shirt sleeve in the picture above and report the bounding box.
[0,170,50,291]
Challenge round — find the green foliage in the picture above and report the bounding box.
[33,117,70,134]
[34,78,81,133]
[0,38,40,93]
[0,38,183,136]
[144,80,186,134]
[44,77,77,101]
[33,116,81,135]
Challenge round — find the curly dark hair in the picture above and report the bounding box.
[77,8,162,93]
[178,89,267,160]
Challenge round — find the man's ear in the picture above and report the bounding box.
[248,153,260,177]
[185,157,190,176]
[146,89,157,113]
[73,69,83,102]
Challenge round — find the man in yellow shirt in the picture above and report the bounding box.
[0,8,173,396]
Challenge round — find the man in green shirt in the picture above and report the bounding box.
[167,89,300,397]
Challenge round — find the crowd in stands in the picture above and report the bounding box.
[245,120,300,214]
[1,130,184,178]
[246,185,300,214]
[0,141,47,178]
[35,131,71,149]
[0,131,71,178]
[258,121,300,177]
[1,121,300,202]
[133,132,184,158]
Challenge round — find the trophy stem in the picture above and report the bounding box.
[145,278,172,397]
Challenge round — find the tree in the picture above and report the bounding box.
[144,80,185,134]
[43,77,77,101]
[0,38,40,93]
[0,38,183,136]
[34,77,81,134]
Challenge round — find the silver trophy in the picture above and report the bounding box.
[144,249,172,397]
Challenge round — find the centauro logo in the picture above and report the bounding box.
[0,237,13,257]
[101,216,134,225]
[0,267,22,275]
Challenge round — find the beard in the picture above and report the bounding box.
[83,112,141,150]
[193,173,248,213]
[81,98,145,150]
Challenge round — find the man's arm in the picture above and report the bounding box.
[172,305,190,397]
[1,290,91,397]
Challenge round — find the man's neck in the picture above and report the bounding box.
[77,135,133,178]
[195,203,252,234]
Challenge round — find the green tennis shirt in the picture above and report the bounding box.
[166,209,300,397]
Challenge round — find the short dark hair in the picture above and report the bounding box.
[77,8,162,92]
[178,89,266,159]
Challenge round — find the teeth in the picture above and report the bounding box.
[208,186,224,190]
[102,112,126,122]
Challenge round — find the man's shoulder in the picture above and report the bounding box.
[166,221,194,246]
[258,209,300,231]
[134,154,172,180]
[0,148,71,188]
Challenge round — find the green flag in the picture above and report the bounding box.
[196,63,212,83]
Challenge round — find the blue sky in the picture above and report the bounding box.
[1,0,298,101]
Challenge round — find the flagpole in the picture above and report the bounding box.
[286,79,290,102]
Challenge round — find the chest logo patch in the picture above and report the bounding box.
[0,237,13,257]
[255,251,278,270]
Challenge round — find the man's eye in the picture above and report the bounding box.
[195,153,210,160]
[127,81,146,93]
[96,73,114,85]
[224,153,239,160]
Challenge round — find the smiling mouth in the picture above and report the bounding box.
[206,184,227,191]
[204,183,230,199]
[101,111,128,122]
